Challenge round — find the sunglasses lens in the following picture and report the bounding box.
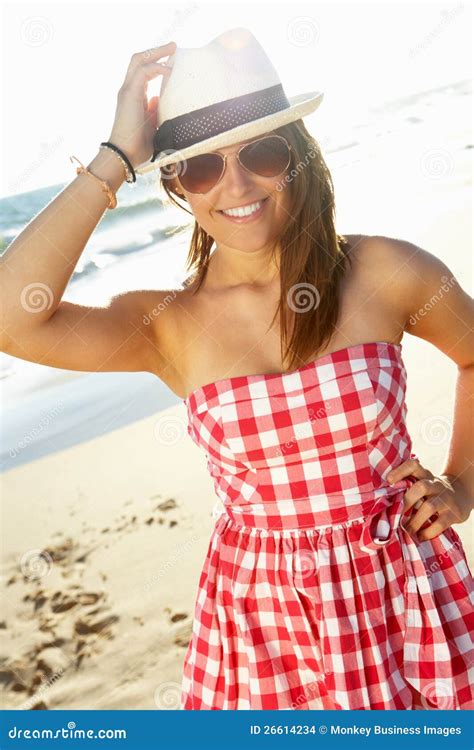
[240,136,291,177]
[178,153,224,193]
[168,136,290,194]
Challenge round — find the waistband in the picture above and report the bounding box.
[214,477,417,554]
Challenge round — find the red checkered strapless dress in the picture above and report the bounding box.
[180,341,474,710]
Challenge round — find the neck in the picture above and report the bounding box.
[207,242,281,290]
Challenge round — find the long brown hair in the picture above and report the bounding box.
[156,119,352,372]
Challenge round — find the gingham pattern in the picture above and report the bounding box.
[180,341,474,710]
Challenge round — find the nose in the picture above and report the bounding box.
[219,152,256,192]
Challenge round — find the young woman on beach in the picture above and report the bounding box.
[1,30,473,711]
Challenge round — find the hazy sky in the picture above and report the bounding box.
[2,0,471,197]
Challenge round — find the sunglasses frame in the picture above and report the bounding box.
[168,134,294,195]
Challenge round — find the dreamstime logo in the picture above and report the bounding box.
[425,537,462,578]
[408,274,457,326]
[289,669,333,710]
[409,4,464,58]
[143,534,199,592]
[154,149,189,182]
[153,414,187,446]
[142,290,177,325]
[420,679,456,710]
[9,400,65,459]
[287,283,321,313]
[8,137,64,195]
[16,668,65,710]
[20,16,53,47]
[419,148,454,180]
[20,549,53,581]
[287,16,320,47]
[154,681,182,709]
[20,283,54,313]
[275,144,318,191]
[275,439,298,458]
[420,415,451,447]
[293,549,317,581]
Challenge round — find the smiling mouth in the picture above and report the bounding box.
[218,197,269,219]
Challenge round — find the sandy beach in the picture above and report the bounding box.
[1,406,218,709]
[1,84,472,710]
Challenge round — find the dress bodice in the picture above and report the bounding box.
[183,341,415,531]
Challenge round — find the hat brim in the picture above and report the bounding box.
[135,90,324,175]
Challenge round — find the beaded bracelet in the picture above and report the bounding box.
[69,155,117,209]
[99,141,136,183]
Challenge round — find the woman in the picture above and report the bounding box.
[1,30,473,711]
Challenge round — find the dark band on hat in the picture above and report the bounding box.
[151,83,291,163]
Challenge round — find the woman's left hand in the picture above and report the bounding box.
[386,457,472,541]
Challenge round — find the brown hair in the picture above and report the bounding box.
[157,119,352,372]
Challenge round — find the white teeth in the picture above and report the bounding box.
[222,200,264,217]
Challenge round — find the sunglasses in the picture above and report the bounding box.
[162,134,293,195]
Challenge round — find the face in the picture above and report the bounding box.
[170,133,293,254]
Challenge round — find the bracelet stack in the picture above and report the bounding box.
[69,155,118,209]
[69,141,137,210]
[99,141,136,184]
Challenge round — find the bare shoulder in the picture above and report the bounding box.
[345,232,444,271]
[342,232,437,289]
[347,234,474,366]
[339,232,438,325]
[342,232,416,266]
[112,287,182,337]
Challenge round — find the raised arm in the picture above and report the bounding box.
[0,42,177,376]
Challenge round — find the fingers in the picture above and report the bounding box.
[130,41,176,68]
[416,517,450,541]
[126,61,173,88]
[386,458,438,535]
[402,475,459,539]
[386,457,433,486]
[405,509,449,541]
[120,62,172,104]
[386,459,461,542]
[122,41,176,88]
[403,492,443,534]
[404,477,442,509]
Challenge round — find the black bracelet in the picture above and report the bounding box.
[99,141,137,183]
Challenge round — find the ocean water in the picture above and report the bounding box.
[0,78,471,471]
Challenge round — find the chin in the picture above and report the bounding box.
[219,230,278,252]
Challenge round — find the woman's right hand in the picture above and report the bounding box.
[107,41,177,169]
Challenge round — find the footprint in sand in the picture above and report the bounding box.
[144,498,180,528]
[169,612,188,623]
[2,529,126,708]
[2,576,120,706]
[155,499,178,512]
[74,613,119,636]
[160,609,191,648]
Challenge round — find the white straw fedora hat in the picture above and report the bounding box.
[135,27,324,175]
